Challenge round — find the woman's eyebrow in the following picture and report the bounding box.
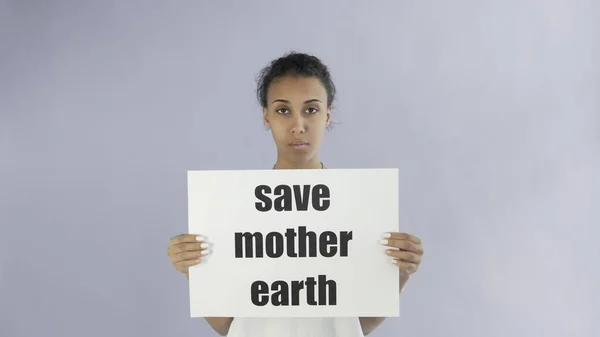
[272,98,322,104]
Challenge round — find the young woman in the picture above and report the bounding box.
[166,52,424,337]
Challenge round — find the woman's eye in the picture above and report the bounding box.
[276,108,289,114]
[306,108,318,114]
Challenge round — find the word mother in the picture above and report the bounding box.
[234,226,353,258]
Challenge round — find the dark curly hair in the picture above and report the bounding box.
[256,51,337,109]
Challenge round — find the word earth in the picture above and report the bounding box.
[251,274,337,306]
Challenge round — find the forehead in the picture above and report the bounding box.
[267,76,327,103]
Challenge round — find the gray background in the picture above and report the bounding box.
[1,0,598,336]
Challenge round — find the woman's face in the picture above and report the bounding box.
[263,76,331,164]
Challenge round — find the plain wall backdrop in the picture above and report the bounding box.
[1,1,598,336]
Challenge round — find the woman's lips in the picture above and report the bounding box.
[289,140,309,149]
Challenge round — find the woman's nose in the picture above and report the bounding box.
[290,115,306,134]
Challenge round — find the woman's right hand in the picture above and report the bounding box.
[167,234,211,278]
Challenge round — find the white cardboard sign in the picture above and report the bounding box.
[187,168,399,317]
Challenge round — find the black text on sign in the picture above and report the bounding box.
[234,226,353,258]
[251,275,337,307]
[254,184,331,212]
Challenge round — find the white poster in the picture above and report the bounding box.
[187,168,400,317]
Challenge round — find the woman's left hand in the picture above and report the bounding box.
[380,232,424,279]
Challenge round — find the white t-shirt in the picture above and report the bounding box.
[226,317,364,337]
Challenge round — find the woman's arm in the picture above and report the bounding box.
[359,317,387,335]
[185,274,234,336]
[204,317,234,336]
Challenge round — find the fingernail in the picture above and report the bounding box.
[382,233,391,238]
[391,259,398,264]
[380,239,388,245]
[385,249,392,254]
[200,243,211,249]
[201,250,211,256]
[196,235,206,242]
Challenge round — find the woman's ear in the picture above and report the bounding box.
[326,108,332,128]
[263,108,270,129]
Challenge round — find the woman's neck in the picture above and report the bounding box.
[273,156,323,170]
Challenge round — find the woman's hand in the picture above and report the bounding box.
[380,232,424,282]
[167,234,211,278]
